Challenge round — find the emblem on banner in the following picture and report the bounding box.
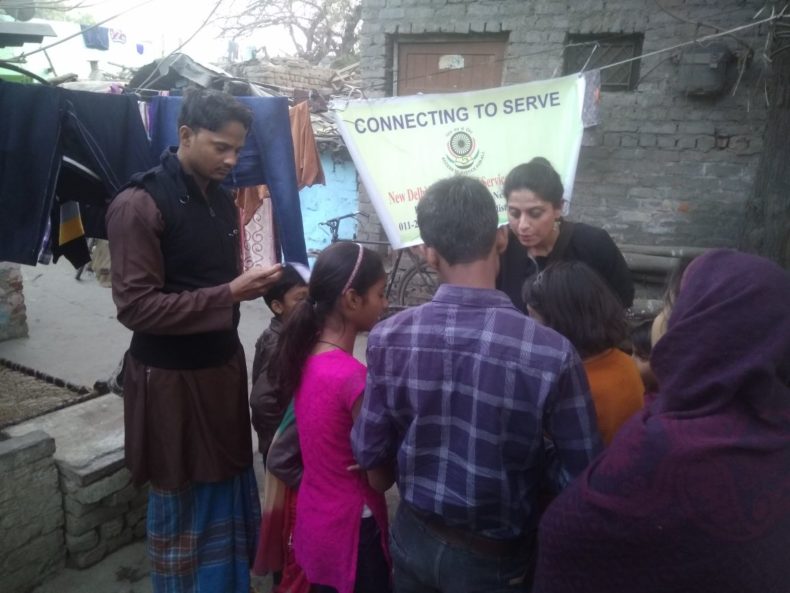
[442,128,484,173]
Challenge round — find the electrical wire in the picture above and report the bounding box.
[597,10,784,73]
[7,0,157,61]
[2,0,110,9]
[351,3,779,96]
[129,0,226,91]
[634,55,674,87]
[653,0,753,52]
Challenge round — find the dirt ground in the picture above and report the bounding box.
[0,364,99,428]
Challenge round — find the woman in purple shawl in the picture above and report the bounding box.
[533,250,790,593]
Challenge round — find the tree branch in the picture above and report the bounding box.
[215,0,361,64]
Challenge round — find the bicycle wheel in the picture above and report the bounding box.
[397,262,439,308]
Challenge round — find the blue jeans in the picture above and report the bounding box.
[390,503,533,593]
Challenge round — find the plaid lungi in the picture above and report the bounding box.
[147,466,261,593]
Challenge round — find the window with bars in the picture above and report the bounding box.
[564,34,644,91]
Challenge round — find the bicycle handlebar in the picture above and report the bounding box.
[319,211,368,227]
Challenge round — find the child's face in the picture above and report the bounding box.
[275,285,309,320]
[355,277,389,331]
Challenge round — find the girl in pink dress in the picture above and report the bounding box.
[271,241,393,593]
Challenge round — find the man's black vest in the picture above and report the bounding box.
[126,150,241,369]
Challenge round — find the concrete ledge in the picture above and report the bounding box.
[58,448,127,488]
[5,395,125,469]
[0,429,55,472]
[4,395,148,571]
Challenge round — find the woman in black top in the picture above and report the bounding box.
[497,157,634,313]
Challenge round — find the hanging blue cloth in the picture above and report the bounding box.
[0,82,62,265]
[148,95,307,265]
[0,81,151,265]
[80,25,110,50]
[0,82,306,267]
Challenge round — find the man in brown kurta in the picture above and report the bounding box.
[107,88,282,592]
[109,190,272,487]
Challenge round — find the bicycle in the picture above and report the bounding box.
[311,212,439,312]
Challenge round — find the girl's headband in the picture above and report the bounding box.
[342,243,364,294]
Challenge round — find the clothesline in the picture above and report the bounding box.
[9,0,156,61]
[597,6,787,72]
[130,0,226,91]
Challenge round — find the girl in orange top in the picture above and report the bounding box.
[525,261,643,444]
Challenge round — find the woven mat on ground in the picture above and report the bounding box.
[0,361,99,429]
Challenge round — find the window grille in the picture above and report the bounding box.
[564,34,644,91]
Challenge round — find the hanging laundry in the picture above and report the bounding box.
[0,82,62,266]
[81,25,110,50]
[289,100,325,189]
[237,101,325,270]
[38,218,53,265]
[49,157,103,266]
[238,187,278,271]
[58,201,91,268]
[226,101,324,210]
[109,28,127,45]
[148,95,308,265]
[58,87,152,238]
[0,80,152,265]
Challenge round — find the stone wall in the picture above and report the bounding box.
[59,451,148,569]
[357,0,770,248]
[0,263,28,342]
[0,429,148,590]
[0,431,64,593]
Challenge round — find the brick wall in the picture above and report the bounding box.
[231,57,339,93]
[358,0,769,248]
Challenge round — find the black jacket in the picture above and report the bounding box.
[497,222,634,313]
[126,150,241,369]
